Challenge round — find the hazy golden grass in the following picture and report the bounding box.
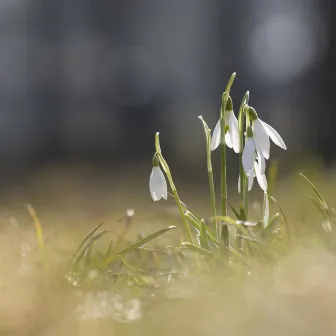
[0,162,336,335]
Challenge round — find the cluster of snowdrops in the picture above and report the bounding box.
[148,73,287,248]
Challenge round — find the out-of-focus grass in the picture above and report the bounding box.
[1,162,336,335]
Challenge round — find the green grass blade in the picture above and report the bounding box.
[26,204,45,251]
[299,173,328,210]
[73,229,108,268]
[269,196,290,243]
[199,219,209,249]
[310,197,329,221]
[169,192,202,221]
[71,222,105,261]
[98,226,176,268]
[261,213,280,238]
[185,211,218,245]
[263,192,270,229]
[228,203,241,220]
[180,242,213,257]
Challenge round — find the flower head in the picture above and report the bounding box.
[238,158,268,192]
[248,107,286,160]
[211,97,239,153]
[149,156,167,201]
[242,127,265,176]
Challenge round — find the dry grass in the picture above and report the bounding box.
[0,163,335,335]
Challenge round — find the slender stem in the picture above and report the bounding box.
[154,134,194,244]
[206,129,218,242]
[237,92,249,220]
[243,112,251,217]
[198,116,218,243]
[220,73,236,246]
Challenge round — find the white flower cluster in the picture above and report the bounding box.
[211,105,286,192]
[149,102,286,201]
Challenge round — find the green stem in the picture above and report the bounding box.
[207,131,218,242]
[198,116,218,243]
[154,133,194,244]
[243,111,251,217]
[237,92,250,220]
[220,73,236,246]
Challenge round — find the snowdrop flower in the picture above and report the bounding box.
[248,106,286,160]
[242,127,265,176]
[238,159,268,192]
[211,97,239,153]
[149,157,167,202]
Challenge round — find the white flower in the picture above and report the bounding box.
[149,166,167,201]
[251,118,286,160]
[211,110,239,153]
[238,159,268,192]
[242,128,265,176]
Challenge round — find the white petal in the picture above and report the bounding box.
[149,166,167,201]
[248,173,255,191]
[227,111,240,153]
[256,145,266,175]
[225,131,232,148]
[242,138,256,175]
[211,119,221,151]
[260,120,287,150]
[238,172,255,192]
[254,161,268,191]
[253,119,270,159]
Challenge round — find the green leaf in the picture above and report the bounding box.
[263,192,270,229]
[261,213,280,238]
[180,242,213,257]
[299,173,328,210]
[310,197,329,221]
[169,192,202,221]
[74,229,109,268]
[199,219,209,249]
[228,203,241,220]
[97,226,176,268]
[185,211,218,245]
[71,222,105,261]
[269,196,290,243]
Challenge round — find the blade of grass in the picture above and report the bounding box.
[26,204,44,251]
[199,219,209,249]
[70,222,104,261]
[261,213,280,238]
[180,242,213,257]
[98,226,176,268]
[185,211,218,245]
[269,196,290,244]
[299,173,328,210]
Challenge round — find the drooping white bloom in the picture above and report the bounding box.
[211,110,239,153]
[149,166,167,201]
[242,127,265,177]
[238,159,268,192]
[251,116,286,160]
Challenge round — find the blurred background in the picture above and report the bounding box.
[0,0,333,186]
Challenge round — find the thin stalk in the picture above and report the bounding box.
[207,128,218,242]
[237,92,250,220]
[155,133,194,244]
[243,111,251,216]
[237,92,249,250]
[220,72,236,246]
[198,116,218,242]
